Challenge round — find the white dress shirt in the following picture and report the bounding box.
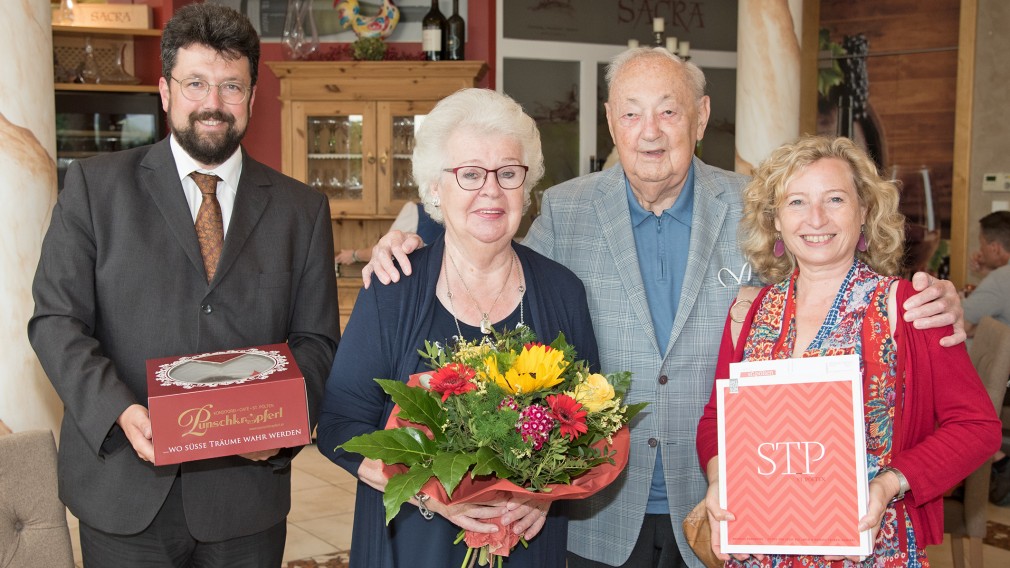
[170,135,243,236]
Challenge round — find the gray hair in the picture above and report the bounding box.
[605,47,706,103]
[412,88,544,223]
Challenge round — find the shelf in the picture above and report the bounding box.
[59,129,132,137]
[53,25,161,38]
[57,151,103,159]
[308,153,363,160]
[56,83,159,93]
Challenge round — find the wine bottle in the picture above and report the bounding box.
[422,0,447,61]
[446,0,465,60]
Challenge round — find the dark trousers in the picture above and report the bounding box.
[79,475,286,568]
[568,513,687,568]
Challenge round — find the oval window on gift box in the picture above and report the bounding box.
[155,348,289,389]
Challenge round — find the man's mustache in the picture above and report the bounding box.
[189,111,235,126]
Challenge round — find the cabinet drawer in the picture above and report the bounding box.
[288,76,475,102]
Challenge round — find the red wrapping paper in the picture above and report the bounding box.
[381,373,631,557]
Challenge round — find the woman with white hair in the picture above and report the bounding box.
[317,88,598,567]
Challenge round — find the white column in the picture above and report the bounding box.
[735,0,803,175]
[0,3,62,433]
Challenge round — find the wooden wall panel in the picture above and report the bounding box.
[820,0,960,239]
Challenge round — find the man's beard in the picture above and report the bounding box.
[172,108,245,166]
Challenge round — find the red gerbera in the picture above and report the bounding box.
[428,363,477,402]
[524,342,548,351]
[546,394,588,440]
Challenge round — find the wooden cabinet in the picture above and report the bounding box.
[52,25,161,93]
[267,61,487,219]
[267,61,487,330]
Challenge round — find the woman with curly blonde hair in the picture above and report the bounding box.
[696,135,1000,567]
[739,136,905,285]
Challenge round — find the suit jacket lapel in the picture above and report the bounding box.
[139,139,207,279]
[212,151,271,289]
[594,167,661,354]
[667,158,729,350]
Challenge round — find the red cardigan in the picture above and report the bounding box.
[696,279,1002,545]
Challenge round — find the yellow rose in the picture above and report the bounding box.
[570,373,615,412]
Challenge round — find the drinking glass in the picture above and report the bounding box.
[308,118,323,154]
[326,119,338,154]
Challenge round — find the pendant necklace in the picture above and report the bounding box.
[445,250,524,336]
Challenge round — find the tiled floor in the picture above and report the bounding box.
[67,447,1010,566]
[927,498,1010,567]
[67,445,357,567]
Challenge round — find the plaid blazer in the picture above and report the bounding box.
[523,158,751,566]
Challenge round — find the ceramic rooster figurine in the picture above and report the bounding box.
[334,0,400,39]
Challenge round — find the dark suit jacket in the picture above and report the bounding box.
[29,138,340,541]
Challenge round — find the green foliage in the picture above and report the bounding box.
[818,29,845,99]
[376,379,446,444]
[339,427,438,466]
[352,36,387,61]
[382,464,433,524]
[431,451,478,497]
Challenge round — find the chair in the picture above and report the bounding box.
[0,429,74,568]
[944,316,1010,568]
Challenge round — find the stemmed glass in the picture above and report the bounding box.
[326,119,338,155]
[327,168,344,199]
[101,43,141,85]
[403,117,416,154]
[281,0,319,60]
[393,117,406,155]
[309,167,324,192]
[307,118,322,154]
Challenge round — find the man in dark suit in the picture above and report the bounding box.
[28,4,339,566]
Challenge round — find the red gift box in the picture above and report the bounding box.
[146,343,311,465]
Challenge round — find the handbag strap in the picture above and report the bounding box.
[729,286,762,351]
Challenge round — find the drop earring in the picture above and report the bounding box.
[773,234,785,257]
[432,195,440,207]
[857,226,868,252]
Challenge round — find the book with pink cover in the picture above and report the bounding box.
[717,354,872,556]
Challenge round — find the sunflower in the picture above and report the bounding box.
[481,343,568,394]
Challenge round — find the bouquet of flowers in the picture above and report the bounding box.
[339,326,646,566]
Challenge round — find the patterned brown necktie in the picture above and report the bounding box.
[190,172,224,282]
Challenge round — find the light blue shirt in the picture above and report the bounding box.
[626,164,695,515]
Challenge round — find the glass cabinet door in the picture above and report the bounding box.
[293,101,376,216]
[377,101,435,216]
[55,91,161,191]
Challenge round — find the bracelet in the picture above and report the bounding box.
[414,492,434,520]
[877,466,910,502]
[351,249,361,263]
[729,299,753,323]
